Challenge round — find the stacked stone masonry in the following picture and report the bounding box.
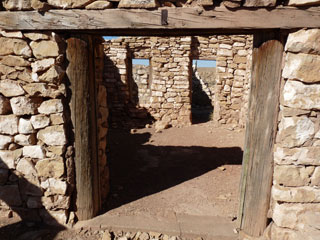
[271,28,320,240]
[104,35,252,128]
[0,31,72,224]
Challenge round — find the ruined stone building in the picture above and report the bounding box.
[104,35,252,128]
[0,0,319,239]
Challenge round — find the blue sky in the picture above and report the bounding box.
[104,36,119,40]
[193,60,216,68]
[133,59,150,66]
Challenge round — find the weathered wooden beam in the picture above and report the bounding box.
[0,6,320,33]
[238,31,285,237]
[67,35,100,221]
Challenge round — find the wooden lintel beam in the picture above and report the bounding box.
[0,6,320,33]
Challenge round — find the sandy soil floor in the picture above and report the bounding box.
[105,122,245,221]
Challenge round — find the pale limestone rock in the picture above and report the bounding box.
[50,113,64,125]
[272,202,320,231]
[0,55,30,67]
[38,99,63,114]
[282,53,320,83]
[0,135,12,150]
[23,145,45,159]
[0,149,22,169]
[30,41,59,59]
[16,158,37,176]
[288,0,320,6]
[0,38,32,57]
[31,58,55,73]
[85,0,112,9]
[2,0,32,10]
[30,115,50,130]
[0,64,15,76]
[38,65,65,83]
[47,146,65,156]
[283,80,320,110]
[0,185,22,206]
[274,146,320,166]
[47,0,95,8]
[0,95,11,115]
[40,178,67,195]
[118,0,159,8]
[277,116,315,148]
[35,157,64,178]
[286,29,320,54]
[0,80,25,97]
[23,83,66,98]
[14,134,36,146]
[217,49,233,57]
[272,185,320,203]
[274,165,314,187]
[0,115,18,135]
[24,33,50,41]
[41,195,70,210]
[10,96,40,116]
[311,167,320,186]
[37,125,67,146]
[0,31,23,39]
[18,118,34,134]
[271,224,300,240]
[45,209,68,225]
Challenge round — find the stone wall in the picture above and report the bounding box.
[104,35,252,128]
[0,31,72,224]
[271,29,320,239]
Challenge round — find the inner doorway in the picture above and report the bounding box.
[99,35,252,238]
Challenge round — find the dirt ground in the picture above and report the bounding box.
[0,121,244,240]
[105,121,244,221]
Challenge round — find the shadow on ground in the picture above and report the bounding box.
[0,159,65,240]
[104,129,243,212]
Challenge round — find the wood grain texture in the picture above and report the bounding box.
[238,32,284,237]
[0,6,320,32]
[67,35,100,221]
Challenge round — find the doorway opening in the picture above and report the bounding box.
[191,59,216,124]
[101,35,252,238]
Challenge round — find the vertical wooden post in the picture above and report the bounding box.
[238,32,285,237]
[66,35,100,221]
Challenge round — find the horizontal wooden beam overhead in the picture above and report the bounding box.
[0,6,319,34]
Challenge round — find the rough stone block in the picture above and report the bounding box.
[16,158,37,176]
[30,41,60,59]
[18,118,34,134]
[23,145,45,159]
[38,99,63,114]
[0,37,32,57]
[30,114,50,129]
[0,135,12,150]
[288,0,320,6]
[0,149,22,169]
[0,115,19,135]
[85,0,113,9]
[277,116,315,148]
[274,146,320,166]
[272,185,320,203]
[10,96,40,116]
[118,0,159,8]
[283,53,320,83]
[0,80,25,97]
[40,178,67,195]
[286,29,320,54]
[35,157,64,178]
[37,125,67,146]
[31,58,55,73]
[274,165,314,187]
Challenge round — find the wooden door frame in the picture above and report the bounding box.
[64,29,286,237]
